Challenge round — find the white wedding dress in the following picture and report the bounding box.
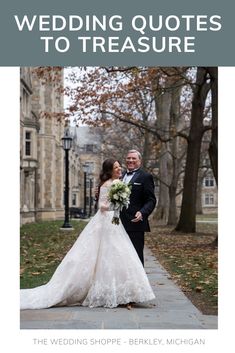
[20,180,155,309]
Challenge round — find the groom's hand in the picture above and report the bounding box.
[131,211,143,222]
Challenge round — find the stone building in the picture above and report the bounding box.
[201,173,218,214]
[200,136,218,214]
[20,67,39,224]
[70,126,103,215]
[20,67,66,224]
[20,68,103,224]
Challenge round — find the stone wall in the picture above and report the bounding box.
[20,67,65,224]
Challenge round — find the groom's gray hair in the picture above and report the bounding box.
[127,149,142,160]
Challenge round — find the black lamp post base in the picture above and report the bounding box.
[60,222,74,230]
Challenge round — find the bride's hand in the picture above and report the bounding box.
[100,205,109,212]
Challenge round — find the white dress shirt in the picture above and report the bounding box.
[123,169,138,184]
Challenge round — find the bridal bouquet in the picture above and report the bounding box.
[108,180,132,225]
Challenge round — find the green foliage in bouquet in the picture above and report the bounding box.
[107,180,132,225]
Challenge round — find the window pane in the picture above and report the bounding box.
[72,194,76,206]
[205,193,214,205]
[25,131,31,140]
[205,176,214,187]
[25,141,31,156]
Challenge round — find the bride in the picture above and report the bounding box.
[20,158,155,310]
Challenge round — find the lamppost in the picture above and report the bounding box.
[61,129,73,229]
[88,172,93,217]
[82,164,89,218]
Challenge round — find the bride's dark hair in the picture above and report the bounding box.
[96,158,121,203]
[99,158,118,184]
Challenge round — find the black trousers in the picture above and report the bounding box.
[126,230,145,266]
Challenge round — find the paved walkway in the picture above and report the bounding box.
[20,247,217,329]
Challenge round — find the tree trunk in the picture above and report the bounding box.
[176,136,202,232]
[208,67,218,185]
[154,142,170,223]
[207,67,218,246]
[167,80,183,225]
[142,129,151,169]
[168,183,177,225]
[196,173,203,214]
[154,91,171,223]
[176,67,210,232]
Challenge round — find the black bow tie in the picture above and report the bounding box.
[126,170,137,176]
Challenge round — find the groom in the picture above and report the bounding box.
[120,150,156,266]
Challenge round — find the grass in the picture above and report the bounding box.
[146,221,218,315]
[196,214,218,222]
[20,220,87,289]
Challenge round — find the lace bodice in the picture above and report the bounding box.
[98,179,113,210]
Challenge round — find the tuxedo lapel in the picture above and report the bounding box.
[129,169,141,184]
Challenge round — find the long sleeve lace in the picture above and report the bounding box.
[98,184,111,210]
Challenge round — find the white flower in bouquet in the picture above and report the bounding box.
[107,180,132,225]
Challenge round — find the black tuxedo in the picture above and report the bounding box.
[120,169,156,265]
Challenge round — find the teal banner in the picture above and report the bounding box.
[0,0,234,65]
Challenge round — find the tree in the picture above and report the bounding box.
[207,67,218,246]
[175,67,212,233]
[34,66,216,230]
[207,67,218,185]
[66,66,192,225]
